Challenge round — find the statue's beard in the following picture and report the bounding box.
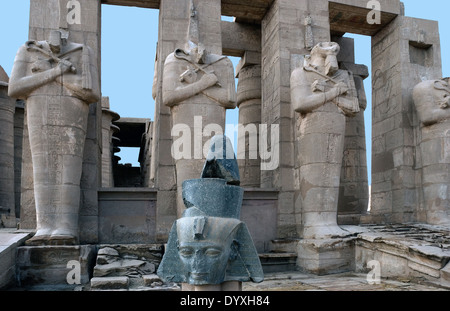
[439,94,450,109]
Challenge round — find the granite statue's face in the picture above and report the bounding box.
[176,217,240,285]
[178,241,233,285]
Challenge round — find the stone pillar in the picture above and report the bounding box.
[367,16,442,224]
[333,37,370,225]
[0,66,16,228]
[153,0,191,242]
[236,58,262,188]
[161,0,237,219]
[101,97,120,188]
[14,100,25,221]
[261,0,331,238]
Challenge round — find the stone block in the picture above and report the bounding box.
[98,188,157,244]
[297,238,356,275]
[90,276,129,290]
[143,274,162,287]
[441,262,450,286]
[16,245,96,287]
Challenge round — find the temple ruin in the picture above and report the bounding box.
[0,0,449,291]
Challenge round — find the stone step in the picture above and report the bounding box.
[259,252,297,273]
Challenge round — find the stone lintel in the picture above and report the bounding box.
[101,0,160,9]
[329,0,401,36]
[101,0,274,24]
[222,21,261,57]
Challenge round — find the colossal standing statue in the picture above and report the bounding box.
[162,8,236,217]
[291,42,360,239]
[8,29,100,245]
[413,78,450,225]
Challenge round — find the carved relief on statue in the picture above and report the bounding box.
[162,43,236,109]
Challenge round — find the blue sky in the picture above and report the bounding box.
[1,1,449,185]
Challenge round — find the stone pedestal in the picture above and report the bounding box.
[296,238,356,275]
[16,245,96,288]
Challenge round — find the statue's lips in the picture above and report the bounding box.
[190,273,209,281]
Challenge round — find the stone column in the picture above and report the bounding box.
[101,97,120,188]
[261,0,331,238]
[0,66,16,228]
[153,0,191,242]
[236,59,262,188]
[333,37,370,225]
[161,0,237,218]
[367,16,442,224]
[14,100,25,221]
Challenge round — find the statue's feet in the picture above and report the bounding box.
[303,225,352,240]
[25,229,77,246]
[25,234,51,246]
[48,229,78,245]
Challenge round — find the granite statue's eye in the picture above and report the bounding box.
[179,247,194,258]
[205,248,222,257]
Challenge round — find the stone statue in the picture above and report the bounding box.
[413,78,450,225]
[413,78,450,126]
[291,42,360,239]
[8,29,100,245]
[157,135,264,288]
[162,26,237,217]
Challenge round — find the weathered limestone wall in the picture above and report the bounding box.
[262,0,331,238]
[0,67,16,228]
[366,16,442,224]
[101,97,120,188]
[140,121,154,188]
[14,101,25,221]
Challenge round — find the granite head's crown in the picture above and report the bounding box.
[182,135,243,219]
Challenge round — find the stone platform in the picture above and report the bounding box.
[355,223,450,289]
[1,223,449,291]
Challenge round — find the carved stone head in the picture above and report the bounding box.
[413,78,450,126]
[175,216,241,285]
[157,135,264,286]
[310,42,341,75]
